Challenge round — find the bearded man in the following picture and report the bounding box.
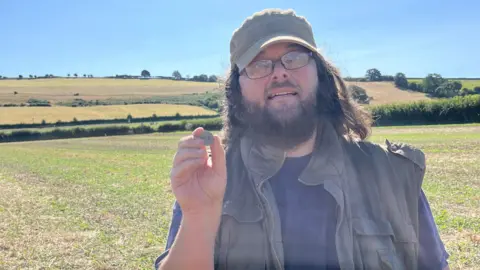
[155,8,449,270]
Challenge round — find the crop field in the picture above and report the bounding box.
[0,78,220,104]
[346,81,434,105]
[0,104,217,125]
[0,124,478,269]
[0,78,444,107]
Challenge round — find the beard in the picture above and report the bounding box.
[236,91,318,150]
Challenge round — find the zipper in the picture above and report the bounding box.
[258,180,282,270]
[256,151,286,270]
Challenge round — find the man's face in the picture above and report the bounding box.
[236,42,319,148]
[239,42,319,122]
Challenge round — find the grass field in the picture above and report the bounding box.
[0,124,478,269]
[346,81,434,105]
[408,79,480,90]
[0,78,220,104]
[0,104,217,125]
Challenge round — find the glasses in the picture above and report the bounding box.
[242,50,313,79]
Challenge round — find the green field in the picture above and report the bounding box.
[1,124,479,269]
[408,79,480,89]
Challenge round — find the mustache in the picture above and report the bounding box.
[267,80,297,91]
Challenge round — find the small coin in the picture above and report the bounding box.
[197,130,214,146]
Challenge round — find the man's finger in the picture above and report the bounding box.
[210,135,226,176]
[173,148,208,166]
[170,157,205,184]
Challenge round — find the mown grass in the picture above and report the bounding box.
[0,124,479,269]
[0,104,217,125]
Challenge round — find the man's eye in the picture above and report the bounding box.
[254,61,270,69]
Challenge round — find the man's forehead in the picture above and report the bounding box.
[255,43,308,58]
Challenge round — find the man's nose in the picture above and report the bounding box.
[271,61,289,81]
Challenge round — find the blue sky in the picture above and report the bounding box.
[1,0,479,78]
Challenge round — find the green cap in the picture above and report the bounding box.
[230,8,319,72]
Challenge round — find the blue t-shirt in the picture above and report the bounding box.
[157,155,449,269]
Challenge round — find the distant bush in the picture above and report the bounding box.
[434,81,462,98]
[422,73,447,94]
[0,118,223,143]
[474,86,480,94]
[394,73,408,88]
[0,114,219,130]
[381,75,394,82]
[408,82,420,91]
[2,103,19,107]
[370,94,480,126]
[27,98,51,107]
[348,85,370,104]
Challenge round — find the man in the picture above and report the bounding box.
[155,8,449,270]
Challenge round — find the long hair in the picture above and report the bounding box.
[220,50,373,149]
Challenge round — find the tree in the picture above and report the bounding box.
[408,82,419,91]
[348,85,370,104]
[141,70,151,77]
[74,73,78,78]
[394,73,408,88]
[452,81,462,91]
[34,75,37,79]
[423,73,446,93]
[365,68,382,82]
[18,75,23,79]
[83,74,87,78]
[29,74,33,79]
[172,70,182,80]
[208,75,217,82]
[68,73,71,77]
[381,75,394,81]
[199,74,208,82]
[434,81,461,97]
[460,88,472,96]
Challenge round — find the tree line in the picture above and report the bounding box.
[0,69,218,82]
[344,68,480,98]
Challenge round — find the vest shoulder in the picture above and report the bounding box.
[352,139,426,170]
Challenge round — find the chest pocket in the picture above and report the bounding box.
[352,218,417,270]
[215,201,270,270]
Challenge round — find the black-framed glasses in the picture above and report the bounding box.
[242,50,313,79]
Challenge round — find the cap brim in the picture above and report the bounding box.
[236,35,319,72]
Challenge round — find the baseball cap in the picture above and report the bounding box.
[230,8,319,72]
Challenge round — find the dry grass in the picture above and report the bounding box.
[0,78,220,104]
[0,124,478,269]
[346,81,434,105]
[0,104,217,124]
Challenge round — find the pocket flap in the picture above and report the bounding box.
[222,199,264,223]
[353,218,394,236]
[353,218,417,243]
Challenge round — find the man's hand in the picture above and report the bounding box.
[170,127,227,216]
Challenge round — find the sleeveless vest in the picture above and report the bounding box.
[214,121,425,270]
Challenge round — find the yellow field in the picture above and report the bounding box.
[0,78,220,104]
[0,104,217,124]
[346,81,434,105]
